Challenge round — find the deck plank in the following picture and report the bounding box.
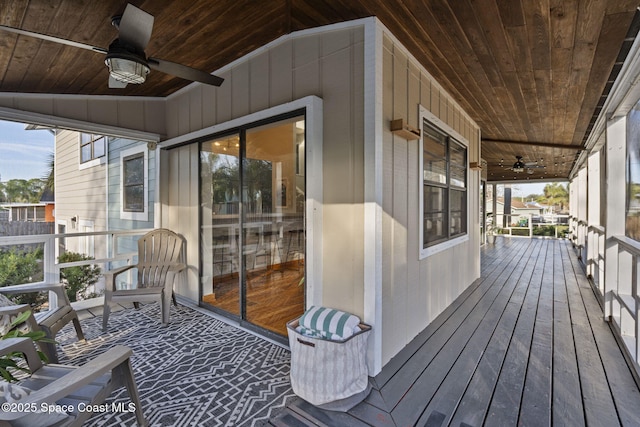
[552,240,585,426]
[413,239,543,426]
[485,238,547,426]
[518,240,554,426]
[390,240,536,426]
[448,239,545,427]
[269,238,640,427]
[373,238,525,391]
[565,243,640,426]
[379,239,530,412]
[559,242,620,426]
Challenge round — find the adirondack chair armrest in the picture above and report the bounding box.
[167,263,187,273]
[0,283,70,307]
[0,304,40,333]
[0,340,140,423]
[22,345,134,405]
[0,303,31,317]
[0,337,43,372]
[103,265,137,291]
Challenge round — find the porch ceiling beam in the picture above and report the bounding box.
[482,138,585,151]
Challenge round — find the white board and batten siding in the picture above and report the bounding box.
[380,32,481,366]
[161,19,481,373]
[161,25,366,311]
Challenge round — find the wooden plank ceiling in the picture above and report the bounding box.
[1,0,638,182]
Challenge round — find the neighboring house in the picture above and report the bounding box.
[486,197,550,227]
[54,129,154,272]
[0,201,54,222]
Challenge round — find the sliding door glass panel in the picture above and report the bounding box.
[200,135,240,316]
[244,117,305,335]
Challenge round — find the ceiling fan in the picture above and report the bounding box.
[0,3,224,89]
[498,156,546,174]
[504,156,545,173]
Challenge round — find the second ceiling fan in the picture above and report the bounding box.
[0,3,224,89]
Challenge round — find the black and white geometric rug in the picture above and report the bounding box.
[55,303,296,426]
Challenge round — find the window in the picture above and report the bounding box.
[80,133,106,163]
[120,146,148,221]
[420,112,468,256]
[123,153,144,212]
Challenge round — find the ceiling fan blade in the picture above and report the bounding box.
[148,57,224,86]
[0,24,107,54]
[118,3,154,50]
[108,76,128,88]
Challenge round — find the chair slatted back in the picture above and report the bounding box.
[137,229,184,288]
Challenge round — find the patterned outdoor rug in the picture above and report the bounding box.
[55,303,296,427]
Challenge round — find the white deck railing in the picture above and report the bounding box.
[0,229,153,300]
[492,213,569,238]
[605,235,640,366]
[586,225,606,298]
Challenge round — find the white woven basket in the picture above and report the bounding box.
[287,319,371,408]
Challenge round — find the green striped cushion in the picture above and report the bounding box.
[298,306,360,340]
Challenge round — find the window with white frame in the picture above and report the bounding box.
[80,133,106,164]
[120,146,148,221]
[420,109,468,257]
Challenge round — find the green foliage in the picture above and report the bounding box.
[543,182,569,212]
[0,247,45,307]
[0,310,52,382]
[58,252,101,302]
[0,178,46,203]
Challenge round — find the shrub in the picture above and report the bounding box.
[58,252,101,302]
[0,246,45,307]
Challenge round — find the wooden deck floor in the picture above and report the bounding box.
[266,238,640,427]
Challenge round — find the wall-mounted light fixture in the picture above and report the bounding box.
[390,119,420,140]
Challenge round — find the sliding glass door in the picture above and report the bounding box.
[200,115,306,336]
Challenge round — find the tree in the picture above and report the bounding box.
[543,182,569,212]
[0,178,46,203]
[58,252,101,302]
[42,152,55,192]
[0,246,45,307]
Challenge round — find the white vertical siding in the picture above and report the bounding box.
[163,26,365,315]
[163,143,200,301]
[380,32,481,365]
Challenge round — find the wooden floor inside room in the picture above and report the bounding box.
[202,263,304,336]
[266,238,640,426]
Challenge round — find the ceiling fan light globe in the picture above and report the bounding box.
[105,56,149,85]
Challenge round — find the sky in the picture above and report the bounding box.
[0,119,54,182]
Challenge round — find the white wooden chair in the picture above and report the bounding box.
[0,283,85,363]
[102,229,186,332]
[0,337,147,426]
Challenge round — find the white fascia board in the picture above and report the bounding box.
[0,105,161,142]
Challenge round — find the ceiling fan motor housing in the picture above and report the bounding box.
[105,39,150,84]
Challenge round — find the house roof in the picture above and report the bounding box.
[488,197,547,210]
[0,1,638,182]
